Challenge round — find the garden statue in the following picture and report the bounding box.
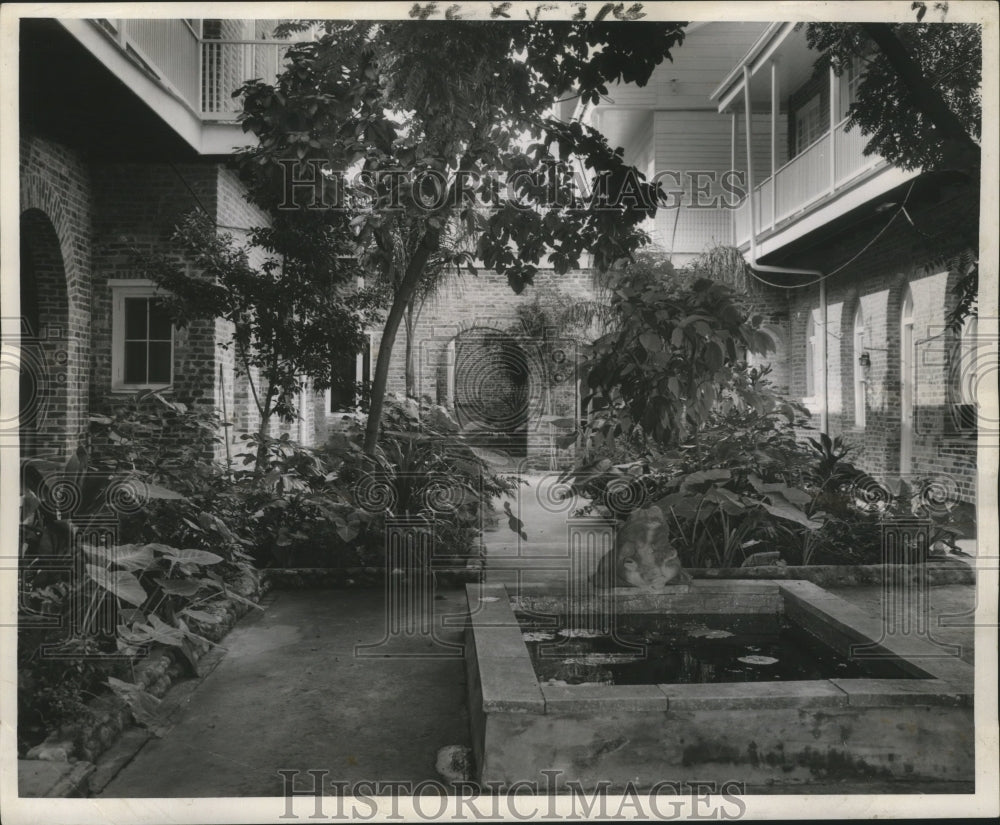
[590,505,691,591]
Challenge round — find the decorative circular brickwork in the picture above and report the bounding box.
[451,327,547,455]
[453,329,533,430]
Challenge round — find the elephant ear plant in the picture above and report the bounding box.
[329,395,524,565]
[17,393,262,756]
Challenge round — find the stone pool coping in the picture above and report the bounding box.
[691,562,974,586]
[466,581,975,716]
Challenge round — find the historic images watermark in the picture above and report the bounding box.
[276,160,749,212]
[277,770,748,820]
[915,319,998,439]
[1,315,65,452]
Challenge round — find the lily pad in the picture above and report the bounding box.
[689,628,734,639]
[737,655,779,666]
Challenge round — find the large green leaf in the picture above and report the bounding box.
[638,331,662,352]
[86,543,156,572]
[85,565,148,606]
[158,547,224,566]
[748,475,812,506]
[555,430,579,449]
[123,614,186,647]
[180,608,223,625]
[706,486,747,515]
[141,480,185,500]
[154,577,203,597]
[762,500,823,530]
[680,468,731,489]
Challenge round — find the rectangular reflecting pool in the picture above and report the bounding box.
[519,612,918,685]
[465,580,974,793]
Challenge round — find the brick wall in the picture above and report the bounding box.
[313,268,597,457]
[19,135,93,457]
[759,186,978,503]
[20,128,347,462]
[89,161,221,426]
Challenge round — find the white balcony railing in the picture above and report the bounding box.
[200,40,291,116]
[733,117,884,247]
[93,20,299,120]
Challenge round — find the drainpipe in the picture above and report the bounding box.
[741,65,830,433]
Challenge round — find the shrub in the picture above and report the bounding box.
[329,395,523,567]
[17,393,261,755]
[561,253,970,568]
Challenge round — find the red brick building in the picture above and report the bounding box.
[16,18,320,462]
[709,23,981,504]
[582,20,983,506]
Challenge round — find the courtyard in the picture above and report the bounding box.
[6,5,997,822]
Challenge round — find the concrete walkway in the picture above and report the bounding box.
[482,472,609,587]
[99,587,471,797]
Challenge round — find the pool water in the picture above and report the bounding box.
[516,612,915,685]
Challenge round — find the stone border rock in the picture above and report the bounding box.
[260,562,973,590]
[263,563,483,589]
[20,571,263,797]
[691,561,975,586]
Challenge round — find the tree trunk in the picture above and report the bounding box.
[404,301,416,397]
[363,228,441,455]
[255,390,274,475]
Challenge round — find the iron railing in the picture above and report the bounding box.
[733,117,884,246]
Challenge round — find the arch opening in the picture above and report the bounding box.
[18,209,70,458]
[449,328,543,457]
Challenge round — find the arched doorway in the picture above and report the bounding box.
[450,328,540,456]
[19,209,69,457]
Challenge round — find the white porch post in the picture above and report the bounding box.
[197,25,204,115]
[819,279,829,434]
[730,111,737,244]
[828,64,838,193]
[770,59,778,230]
[743,84,755,240]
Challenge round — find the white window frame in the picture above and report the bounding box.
[326,331,373,413]
[853,304,867,429]
[795,93,824,155]
[110,279,175,392]
[839,56,864,118]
